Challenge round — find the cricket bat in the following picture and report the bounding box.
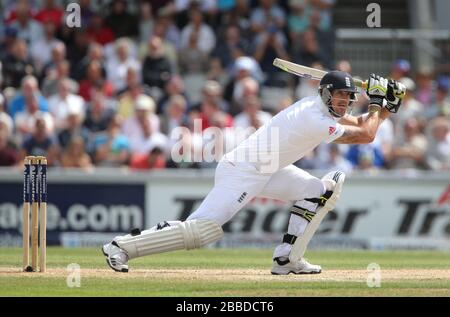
[273,58,368,89]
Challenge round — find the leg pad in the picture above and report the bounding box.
[115,219,223,259]
[289,171,346,262]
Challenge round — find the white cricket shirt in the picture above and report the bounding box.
[224,95,345,173]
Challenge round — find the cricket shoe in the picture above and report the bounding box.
[102,241,129,273]
[271,257,322,275]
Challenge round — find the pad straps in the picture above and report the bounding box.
[305,190,333,207]
[283,233,297,245]
[290,205,316,222]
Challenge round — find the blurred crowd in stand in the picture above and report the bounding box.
[0,0,449,173]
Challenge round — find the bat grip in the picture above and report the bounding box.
[355,79,368,90]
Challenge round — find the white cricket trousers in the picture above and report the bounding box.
[187,160,325,225]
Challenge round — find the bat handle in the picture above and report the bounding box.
[354,79,368,90]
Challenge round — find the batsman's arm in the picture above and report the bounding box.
[334,108,390,144]
[338,114,362,126]
[338,106,391,126]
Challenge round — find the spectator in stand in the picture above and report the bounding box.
[415,69,434,107]
[310,0,336,32]
[224,56,263,105]
[191,81,233,131]
[159,94,188,136]
[212,24,250,70]
[178,26,210,104]
[234,95,272,130]
[157,75,189,115]
[294,148,321,170]
[250,0,286,36]
[48,78,85,130]
[251,0,288,79]
[138,2,155,44]
[145,0,172,18]
[116,66,153,119]
[347,144,382,171]
[151,13,181,52]
[346,142,385,171]
[78,60,114,102]
[30,20,62,74]
[42,60,78,98]
[0,27,19,62]
[39,42,66,82]
[130,146,167,170]
[92,114,130,167]
[287,0,310,41]
[220,0,252,40]
[389,59,410,81]
[60,136,93,171]
[1,39,36,89]
[87,13,115,46]
[79,0,94,28]
[193,80,230,116]
[425,76,450,120]
[207,57,229,88]
[19,115,58,166]
[122,95,167,155]
[138,17,178,71]
[8,1,43,46]
[426,117,450,170]
[3,0,39,23]
[196,0,220,28]
[67,29,91,79]
[14,91,54,143]
[83,89,116,135]
[9,75,48,119]
[142,35,172,99]
[105,0,138,39]
[34,0,64,29]
[180,6,216,55]
[74,42,106,81]
[57,108,90,151]
[322,144,353,174]
[252,25,289,82]
[391,77,425,135]
[56,22,74,51]
[390,117,427,169]
[335,59,352,74]
[106,38,141,93]
[178,30,209,76]
[373,117,395,168]
[231,76,260,116]
[0,112,18,166]
[291,29,325,67]
[309,8,334,69]
[310,143,350,173]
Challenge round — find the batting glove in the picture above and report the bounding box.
[366,74,388,109]
[385,79,406,113]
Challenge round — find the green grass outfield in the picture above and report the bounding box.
[1,247,450,296]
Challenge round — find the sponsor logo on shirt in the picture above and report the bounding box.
[329,126,336,135]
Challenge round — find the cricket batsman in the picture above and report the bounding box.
[102,71,406,274]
